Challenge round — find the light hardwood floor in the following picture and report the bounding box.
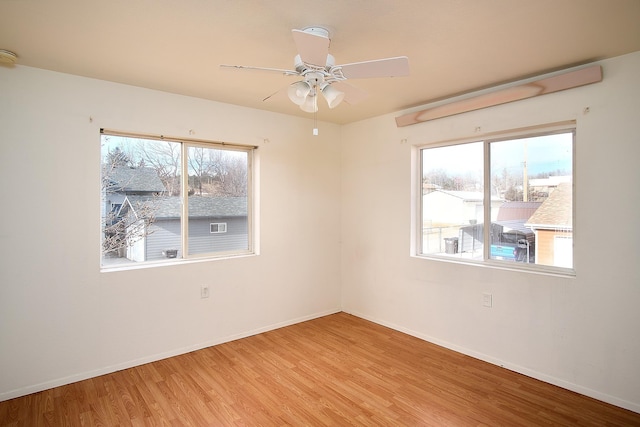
[1,312,639,426]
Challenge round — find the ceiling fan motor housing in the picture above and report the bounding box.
[294,54,336,74]
[301,26,330,39]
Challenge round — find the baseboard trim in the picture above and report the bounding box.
[345,310,640,415]
[0,308,341,402]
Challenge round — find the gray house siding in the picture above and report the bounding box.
[145,216,248,261]
[146,220,182,261]
[188,217,248,255]
[116,195,248,262]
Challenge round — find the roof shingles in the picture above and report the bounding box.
[525,182,572,229]
[148,196,247,219]
[105,166,167,193]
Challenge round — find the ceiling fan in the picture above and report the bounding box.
[220,26,410,114]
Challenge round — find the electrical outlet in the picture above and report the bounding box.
[201,285,210,299]
[482,292,493,308]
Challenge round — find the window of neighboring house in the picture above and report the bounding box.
[100,131,255,268]
[418,126,574,274]
[210,223,227,233]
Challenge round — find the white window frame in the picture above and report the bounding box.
[100,129,257,270]
[413,123,576,276]
[210,222,228,233]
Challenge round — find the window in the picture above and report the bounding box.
[210,223,227,233]
[418,127,574,273]
[100,131,254,268]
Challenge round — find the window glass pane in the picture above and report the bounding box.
[489,132,573,267]
[101,135,182,266]
[421,142,484,258]
[186,146,249,256]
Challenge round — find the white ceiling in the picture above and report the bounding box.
[2,0,639,125]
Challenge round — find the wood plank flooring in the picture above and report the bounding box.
[1,312,639,426]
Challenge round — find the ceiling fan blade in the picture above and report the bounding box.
[262,85,288,102]
[291,29,329,67]
[330,81,369,105]
[339,56,409,79]
[220,64,299,76]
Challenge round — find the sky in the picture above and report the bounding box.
[491,132,572,176]
[422,132,573,178]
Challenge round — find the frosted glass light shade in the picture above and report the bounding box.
[299,95,318,113]
[287,81,311,105]
[321,84,345,109]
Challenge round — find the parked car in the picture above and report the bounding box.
[490,231,535,263]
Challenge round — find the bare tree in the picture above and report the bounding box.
[218,153,248,196]
[101,141,166,258]
[136,141,181,196]
[188,147,216,195]
[490,167,524,201]
[106,146,131,167]
[423,168,480,192]
[189,149,247,197]
[101,199,158,256]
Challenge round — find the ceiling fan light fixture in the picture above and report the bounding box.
[0,49,18,65]
[287,81,311,105]
[321,84,345,109]
[299,94,318,113]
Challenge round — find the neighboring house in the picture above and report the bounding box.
[525,182,573,267]
[495,201,542,222]
[423,190,503,226]
[102,166,166,216]
[422,190,503,256]
[528,175,571,200]
[119,195,248,262]
[101,166,167,259]
[422,183,441,194]
[103,165,248,262]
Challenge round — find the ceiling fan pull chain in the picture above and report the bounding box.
[313,87,319,136]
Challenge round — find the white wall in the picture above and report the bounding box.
[1,52,639,413]
[0,66,342,400]
[341,51,640,412]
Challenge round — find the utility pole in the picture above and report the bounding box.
[523,141,529,202]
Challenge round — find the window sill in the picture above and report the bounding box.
[411,253,576,278]
[100,251,257,273]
